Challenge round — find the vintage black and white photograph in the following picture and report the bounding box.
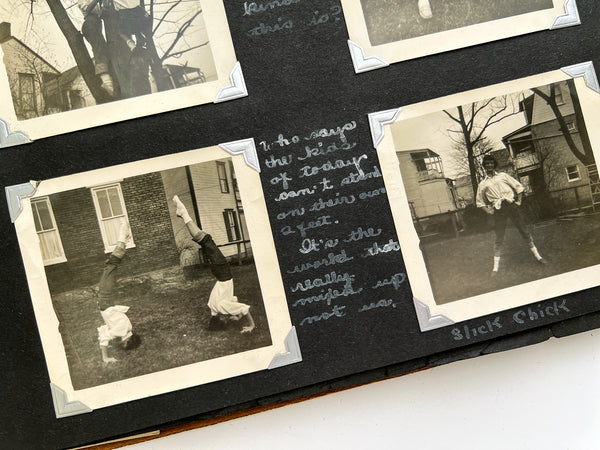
[0,0,238,140]
[377,69,600,324]
[13,145,292,410]
[341,0,574,66]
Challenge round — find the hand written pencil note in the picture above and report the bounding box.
[258,121,408,327]
[242,0,344,37]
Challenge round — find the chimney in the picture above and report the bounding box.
[0,22,11,44]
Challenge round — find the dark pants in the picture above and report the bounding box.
[103,7,152,98]
[82,7,152,98]
[493,202,533,257]
[81,13,110,75]
[192,232,233,282]
[97,254,123,310]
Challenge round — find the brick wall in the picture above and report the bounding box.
[45,173,178,294]
[532,116,591,190]
[531,117,593,212]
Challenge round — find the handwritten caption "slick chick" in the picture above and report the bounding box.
[451,300,570,341]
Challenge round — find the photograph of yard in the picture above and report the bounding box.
[391,78,600,305]
[360,0,555,45]
[36,157,271,390]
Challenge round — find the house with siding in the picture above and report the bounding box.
[502,80,598,214]
[36,158,251,294]
[0,21,95,119]
[397,149,458,219]
[161,158,251,264]
[0,22,62,120]
[396,149,462,237]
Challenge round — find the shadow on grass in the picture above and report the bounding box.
[421,215,600,304]
[360,0,554,45]
[52,264,272,390]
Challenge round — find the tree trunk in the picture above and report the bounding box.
[457,105,479,197]
[46,0,112,104]
[567,80,594,165]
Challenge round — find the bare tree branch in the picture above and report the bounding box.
[152,0,182,35]
[166,41,209,59]
[159,8,202,62]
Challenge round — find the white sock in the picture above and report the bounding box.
[173,195,192,224]
[530,246,542,260]
[117,219,130,244]
[418,0,432,19]
[493,256,500,272]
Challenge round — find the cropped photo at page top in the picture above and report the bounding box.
[341,0,581,72]
[372,63,600,329]
[7,141,298,417]
[0,0,246,147]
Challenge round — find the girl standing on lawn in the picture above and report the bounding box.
[96,219,139,363]
[173,196,255,333]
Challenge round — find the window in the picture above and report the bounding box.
[90,184,134,252]
[566,121,577,132]
[31,197,66,265]
[217,161,229,193]
[223,209,240,242]
[18,73,37,118]
[566,165,581,182]
[554,85,565,105]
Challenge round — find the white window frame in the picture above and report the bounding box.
[216,161,230,193]
[223,208,241,242]
[31,196,67,265]
[566,121,577,132]
[90,183,135,253]
[565,165,581,182]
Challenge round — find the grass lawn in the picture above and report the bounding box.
[360,0,554,45]
[52,264,272,390]
[421,215,600,305]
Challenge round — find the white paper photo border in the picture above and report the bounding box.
[0,0,246,147]
[343,0,580,72]
[371,63,600,330]
[10,141,298,416]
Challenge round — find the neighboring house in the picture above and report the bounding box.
[39,173,179,294]
[58,65,94,111]
[161,158,251,262]
[0,21,95,119]
[397,149,458,219]
[0,22,62,120]
[502,80,597,213]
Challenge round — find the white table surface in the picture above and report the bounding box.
[125,329,600,450]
